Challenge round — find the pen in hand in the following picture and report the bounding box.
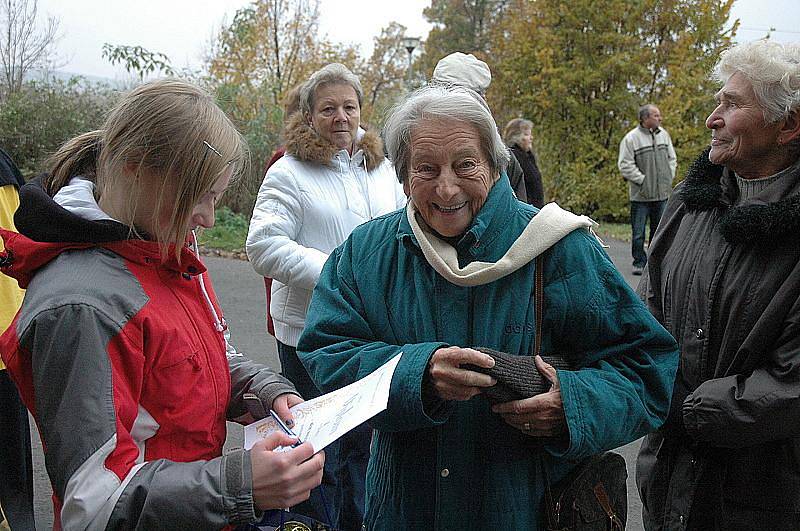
[269,409,302,448]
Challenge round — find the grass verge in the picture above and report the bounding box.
[594,221,630,243]
[196,208,633,258]
[197,207,249,255]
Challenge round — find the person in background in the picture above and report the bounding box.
[636,40,800,530]
[298,85,678,530]
[618,103,677,275]
[0,79,324,530]
[0,147,33,530]
[504,118,545,208]
[431,51,532,204]
[262,84,303,338]
[246,63,406,530]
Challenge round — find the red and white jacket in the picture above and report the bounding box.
[0,177,297,530]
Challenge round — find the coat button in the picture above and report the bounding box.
[695,328,704,340]
[440,468,450,478]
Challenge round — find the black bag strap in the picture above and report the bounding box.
[533,253,552,510]
[533,253,560,528]
[534,254,544,357]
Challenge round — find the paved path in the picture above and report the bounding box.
[29,235,647,530]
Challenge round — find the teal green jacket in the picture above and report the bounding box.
[298,178,678,530]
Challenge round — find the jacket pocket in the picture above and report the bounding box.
[272,283,312,327]
[723,441,800,512]
[636,431,670,524]
[148,347,210,420]
[155,347,202,371]
[661,269,673,332]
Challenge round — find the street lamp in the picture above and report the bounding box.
[401,36,421,89]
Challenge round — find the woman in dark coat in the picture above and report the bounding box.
[504,118,544,208]
[636,40,800,530]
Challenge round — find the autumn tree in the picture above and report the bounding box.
[417,0,510,78]
[636,0,739,182]
[0,0,60,95]
[208,0,338,109]
[205,0,360,213]
[357,21,409,127]
[491,0,736,220]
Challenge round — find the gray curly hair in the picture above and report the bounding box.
[383,85,510,183]
[713,40,800,124]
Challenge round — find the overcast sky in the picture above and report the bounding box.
[37,0,800,81]
[38,0,432,80]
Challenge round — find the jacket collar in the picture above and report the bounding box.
[4,176,206,287]
[283,113,386,172]
[638,124,661,135]
[397,175,520,258]
[680,147,800,245]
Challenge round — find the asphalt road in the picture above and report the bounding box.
[28,234,647,530]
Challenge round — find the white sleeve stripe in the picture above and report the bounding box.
[130,405,159,465]
[85,462,148,531]
[60,435,120,531]
[62,406,159,531]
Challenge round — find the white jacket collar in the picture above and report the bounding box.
[53,177,116,222]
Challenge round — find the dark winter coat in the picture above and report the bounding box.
[510,144,544,208]
[636,148,800,530]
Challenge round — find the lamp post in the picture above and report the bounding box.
[401,36,421,90]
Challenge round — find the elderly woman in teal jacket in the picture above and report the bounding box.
[298,85,678,530]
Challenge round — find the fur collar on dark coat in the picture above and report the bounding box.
[680,147,800,245]
[283,113,385,172]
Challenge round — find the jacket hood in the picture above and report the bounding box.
[680,147,800,246]
[283,113,386,172]
[0,147,24,188]
[1,177,205,288]
[15,175,130,243]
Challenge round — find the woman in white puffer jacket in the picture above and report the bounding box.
[246,63,406,530]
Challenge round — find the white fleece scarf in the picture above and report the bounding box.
[407,200,597,287]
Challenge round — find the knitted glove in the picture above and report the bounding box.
[464,347,571,404]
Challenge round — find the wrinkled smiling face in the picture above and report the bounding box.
[308,83,360,152]
[404,118,497,238]
[706,72,784,177]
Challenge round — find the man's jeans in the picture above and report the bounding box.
[630,200,667,267]
[277,341,369,530]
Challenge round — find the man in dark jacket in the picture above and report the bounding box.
[636,40,800,530]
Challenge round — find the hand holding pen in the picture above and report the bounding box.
[270,409,303,448]
[249,420,325,510]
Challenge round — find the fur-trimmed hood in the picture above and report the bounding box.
[283,112,386,172]
[679,147,800,245]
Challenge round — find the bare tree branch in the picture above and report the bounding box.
[0,0,60,94]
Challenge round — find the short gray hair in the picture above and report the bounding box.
[638,104,656,124]
[713,40,800,123]
[384,85,510,183]
[299,63,363,115]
